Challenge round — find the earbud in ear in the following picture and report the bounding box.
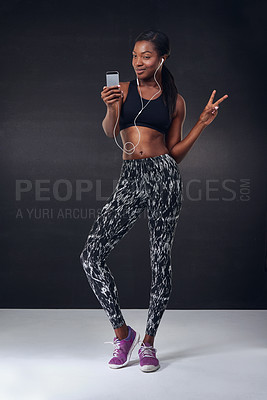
[158,58,164,68]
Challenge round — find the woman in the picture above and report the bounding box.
[80,29,228,373]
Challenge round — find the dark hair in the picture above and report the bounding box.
[133,29,178,121]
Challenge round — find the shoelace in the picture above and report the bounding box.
[104,338,122,357]
[104,338,157,358]
[137,339,157,358]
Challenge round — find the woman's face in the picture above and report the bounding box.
[132,40,162,79]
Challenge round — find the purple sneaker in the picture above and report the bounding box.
[104,325,140,369]
[138,341,160,372]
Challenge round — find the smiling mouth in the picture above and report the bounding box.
[136,69,145,72]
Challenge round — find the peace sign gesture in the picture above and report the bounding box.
[199,90,228,127]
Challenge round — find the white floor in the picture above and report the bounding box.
[0,309,266,400]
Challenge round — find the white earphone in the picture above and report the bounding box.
[112,57,165,155]
[136,58,164,87]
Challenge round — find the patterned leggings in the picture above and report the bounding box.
[79,153,183,337]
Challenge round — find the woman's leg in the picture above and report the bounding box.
[80,164,146,336]
[143,155,183,344]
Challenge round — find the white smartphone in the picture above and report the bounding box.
[106,70,120,87]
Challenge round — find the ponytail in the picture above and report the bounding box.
[162,63,178,121]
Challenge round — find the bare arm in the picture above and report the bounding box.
[101,84,123,138]
[166,94,203,164]
[168,90,228,164]
[170,119,206,164]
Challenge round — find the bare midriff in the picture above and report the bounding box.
[120,125,169,160]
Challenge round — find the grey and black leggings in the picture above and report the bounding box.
[80,153,183,337]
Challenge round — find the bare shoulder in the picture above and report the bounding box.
[119,81,131,104]
[172,93,186,119]
[119,81,130,89]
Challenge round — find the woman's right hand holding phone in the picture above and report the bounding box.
[101,85,123,110]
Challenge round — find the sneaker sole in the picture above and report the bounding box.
[140,364,160,372]
[108,330,140,369]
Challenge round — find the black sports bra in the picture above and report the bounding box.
[119,79,172,135]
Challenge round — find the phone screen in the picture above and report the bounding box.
[106,71,120,87]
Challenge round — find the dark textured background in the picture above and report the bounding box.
[0,0,266,309]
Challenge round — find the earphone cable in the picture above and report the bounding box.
[112,58,164,155]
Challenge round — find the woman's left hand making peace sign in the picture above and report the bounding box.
[199,90,228,127]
